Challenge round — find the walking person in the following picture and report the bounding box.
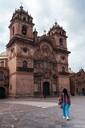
[58,88,71,120]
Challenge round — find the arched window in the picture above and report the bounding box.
[23,17,26,21]
[0,71,4,81]
[23,61,28,68]
[22,25,27,35]
[59,38,63,46]
[62,67,65,72]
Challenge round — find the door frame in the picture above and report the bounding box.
[43,81,50,97]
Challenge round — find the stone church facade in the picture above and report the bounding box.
[0,6,70,98]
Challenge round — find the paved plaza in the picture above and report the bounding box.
[0,96,85,128]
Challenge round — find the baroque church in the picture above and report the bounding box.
[0,6,70,98]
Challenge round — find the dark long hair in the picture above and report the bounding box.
[62,88,69,98]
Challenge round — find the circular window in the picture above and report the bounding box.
[61,56,65,60]
[23,47,27,53]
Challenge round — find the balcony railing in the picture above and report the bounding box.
[17,67,33,72]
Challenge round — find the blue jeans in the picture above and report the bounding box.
[62,103,70,118]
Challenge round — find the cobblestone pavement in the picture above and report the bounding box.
[0,96,85,128]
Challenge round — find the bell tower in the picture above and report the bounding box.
[9,5,34,39]
[6,6,34,97]
[48,22,70,91]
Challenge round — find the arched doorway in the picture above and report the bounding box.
[43,82,50,97]
[0,87,6,98]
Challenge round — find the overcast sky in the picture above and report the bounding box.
[0,0,85,72]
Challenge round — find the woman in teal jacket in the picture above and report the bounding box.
[58,88,71,120]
